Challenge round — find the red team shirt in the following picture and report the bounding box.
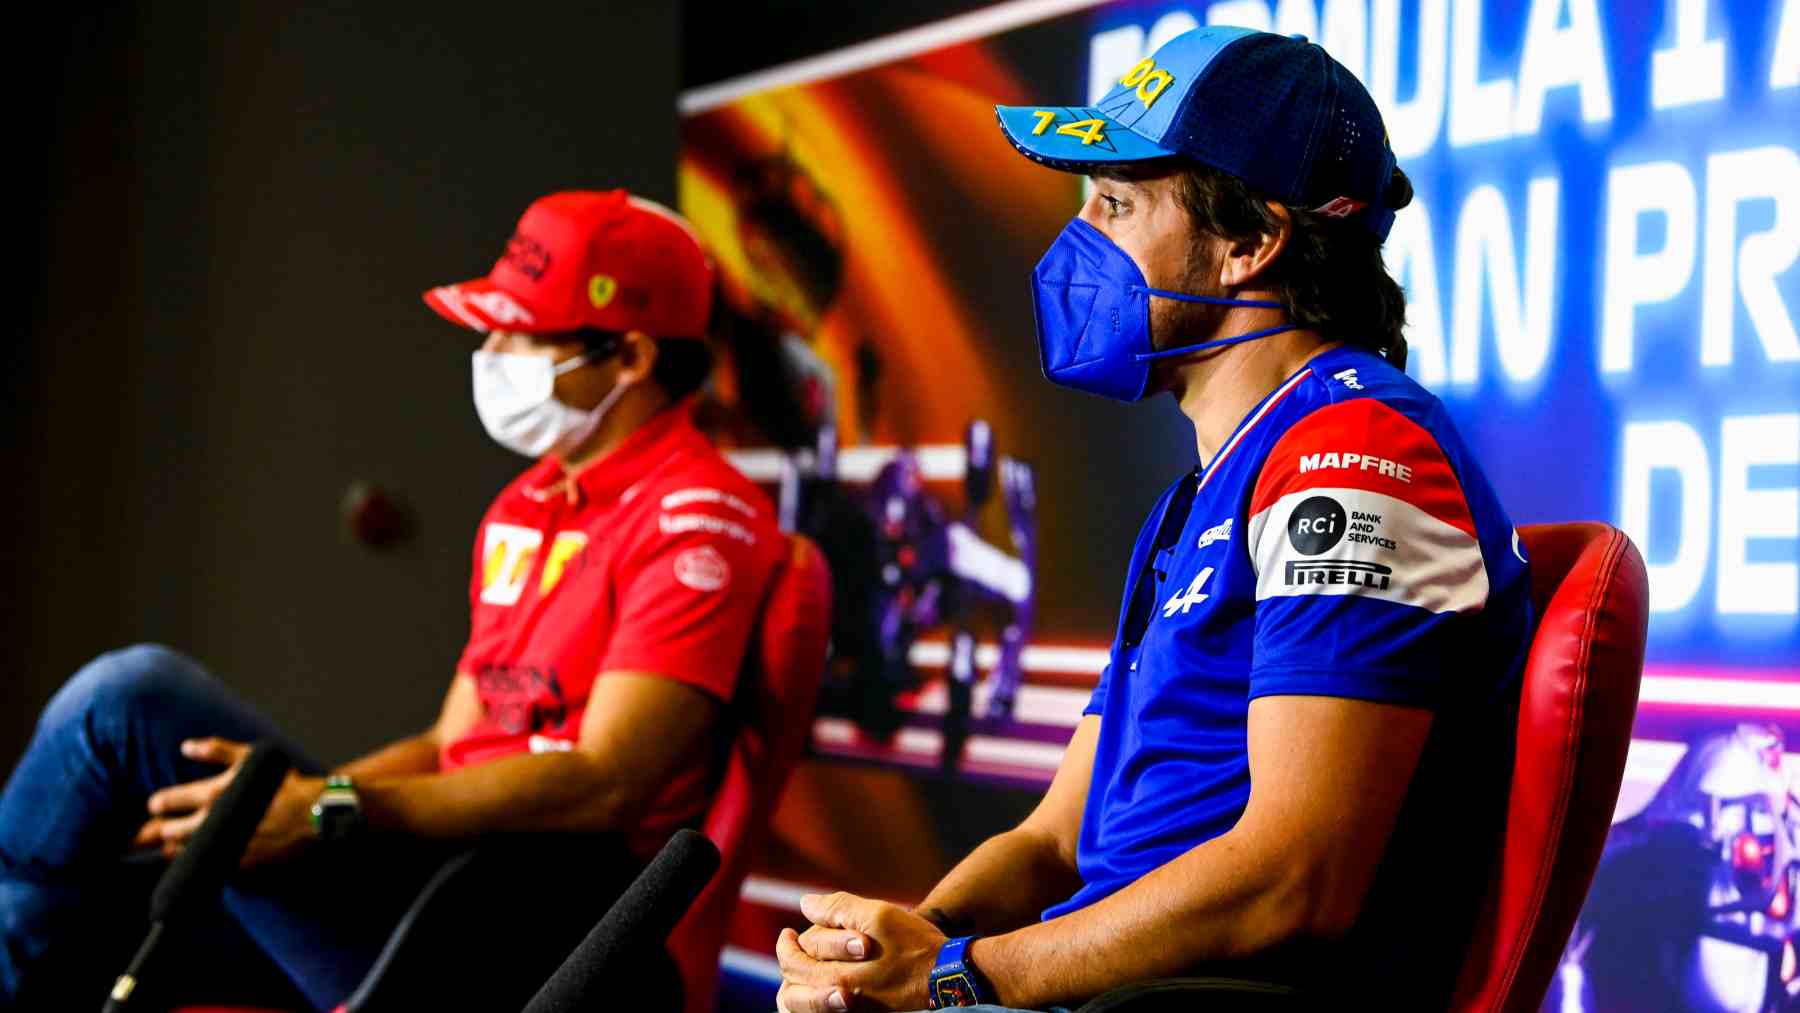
[444,404,784,855]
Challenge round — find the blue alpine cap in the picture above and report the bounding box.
[996,26,1401,240]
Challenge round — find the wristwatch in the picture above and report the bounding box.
[927,935,993,1009]
[309,775,365,843]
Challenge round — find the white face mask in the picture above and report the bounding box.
[470,350,629,459]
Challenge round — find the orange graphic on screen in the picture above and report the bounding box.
[680,42,1080,449]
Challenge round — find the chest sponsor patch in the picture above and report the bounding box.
[475,663,567,735]
[539,531,589,595]
[674,545,732,591]
[1196,517,1233,550]
[480,523,543,607]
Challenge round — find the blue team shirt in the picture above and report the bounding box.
[1046,345,1533,999]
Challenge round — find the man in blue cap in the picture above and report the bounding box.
[775,25,1534,1012]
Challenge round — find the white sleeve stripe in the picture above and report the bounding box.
[1248,487,1489,614]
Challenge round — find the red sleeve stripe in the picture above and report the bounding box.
[1249,399,1477,539]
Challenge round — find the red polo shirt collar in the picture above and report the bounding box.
[516,402,708,508]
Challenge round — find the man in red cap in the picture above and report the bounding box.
[0,190,788,1009]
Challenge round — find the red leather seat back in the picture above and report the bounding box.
[667,534,832,1013]
[1449,522,1649,1012]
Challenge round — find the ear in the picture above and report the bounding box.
[614,330,659,385]
[1217,202,1292,291]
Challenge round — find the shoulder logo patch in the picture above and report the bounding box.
[674,545,731,592]
[1287,496,1346,555]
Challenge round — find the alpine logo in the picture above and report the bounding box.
[1162,567,1216,617]
[1313,196,1368,218]
[1285,560,1393,590]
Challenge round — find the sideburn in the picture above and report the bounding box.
[1146,235,1228,354]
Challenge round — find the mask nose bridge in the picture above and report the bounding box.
[474,350,560,404]
[1046,220,1150,370]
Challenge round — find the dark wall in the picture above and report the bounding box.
[8,2,680,770]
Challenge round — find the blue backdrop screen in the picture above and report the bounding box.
[1087,0,1799,677]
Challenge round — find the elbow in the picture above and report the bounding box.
[1260,860,1367,948]
[572,788,634,834]
[1299,886,1364,943]
[559,754,648,834]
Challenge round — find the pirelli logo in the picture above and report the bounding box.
[1285,559,1393,590]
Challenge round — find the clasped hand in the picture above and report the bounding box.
[776,892,946,1013]
[134,737,321,868]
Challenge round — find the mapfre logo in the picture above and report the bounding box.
[674,545,731,592]
[1298,451,1415,484]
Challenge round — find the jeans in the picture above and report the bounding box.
[0,644,439,1010]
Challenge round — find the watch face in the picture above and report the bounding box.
[316,797,362,841]
[935,973,978,1008]
[318,803,347,839]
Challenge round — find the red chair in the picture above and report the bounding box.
[669,533,832,1013]
[1076,522,1650,1012]
[1446,521,1648,1011]
[176,533,830,1013]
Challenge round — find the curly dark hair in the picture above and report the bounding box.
[1172,161,1415,360]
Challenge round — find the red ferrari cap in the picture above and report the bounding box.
[424,190,714,338]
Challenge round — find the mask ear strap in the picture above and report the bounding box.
[1133,323,1300,363]
[552,352,593,376]
[1131,285,1283,310]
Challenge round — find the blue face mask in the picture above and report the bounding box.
[1030,217,1298,402]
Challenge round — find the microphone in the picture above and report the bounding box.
[519,828,721,1012]
[103,741,293,1012]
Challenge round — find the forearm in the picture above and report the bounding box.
[358,750,633,840]
[335,673,479,781]
[916,825,1084,936]
[970,828,1318,1008]
[334,731,443,780]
